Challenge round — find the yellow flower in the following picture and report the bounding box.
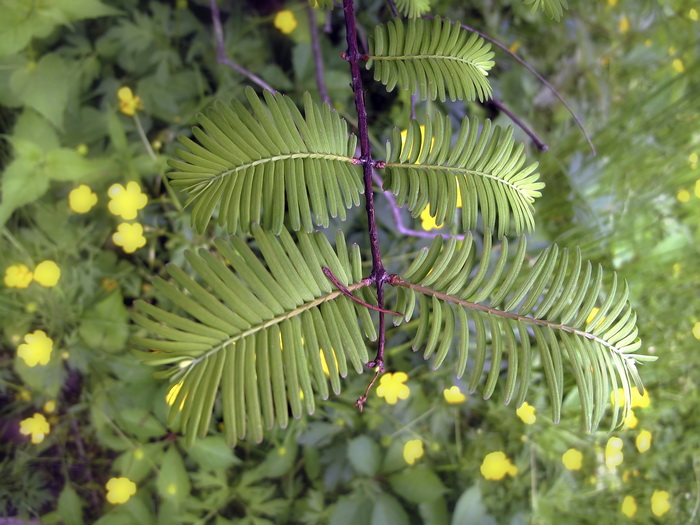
[117,87,143,116]
[619,16,629,33]
[443,386,466,404]
[509,41,521,54]
[420,206,443,231]
[650,490,670,517]
[108,181,148,220]
[635,430,652,453]
[113,223,147,254]
[672,58,685,73]
[480,451,518,480]
[4,264,33,288]
[562,448,583,471]
[19,413,51,444]
[166,380,186,410]
[690,8,699,21]
[689,152,698,169]
[33,260,60,287]
[624,409,638,429]
[607,0,617,5]
[274,10,297,34]
[69,184,98,214]
[621,495,637,518]
[102,277,118,292]
[605,436,624,469]
[611,388,650,408]
[17,330,54,367]
[693,322,700,340]
[105,477,137,504]
[43,400,56,414]
[403,439,424,465]
[695,180,700,198]
[320,349,338,376]
[516,402,536,424]
[376,372,410,404]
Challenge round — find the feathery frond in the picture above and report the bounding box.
[390,233,656,431]
[382,112,544,236]
[394,0,432,18]
[366,18,495,102]
[168,87,363,235]
[523,0,568,21]
[132,226,377,446]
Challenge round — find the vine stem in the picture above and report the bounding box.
[342,0,388,374]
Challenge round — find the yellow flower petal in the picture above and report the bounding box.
[69,184,98,214]
[108,182,148,220]
[672,58,684,73]
[33,260,60,287]
[650,490,670,517]
[635,430,652,453]
[443,385,466,404]
[605,436,624,469]
[274,10,298,34]
[619,16,629,33]
[19,413,51,444]
[402,439,424,465]
[480,451,518,480]
[562,449,583,471]
[420,206,443,231]
[693,322,700,340]
[376,372,410,404]
[106,477,137,504]
[4,264,33,288]
[117,87,143,116]
[621,495,637,518]
[516,402,536,424]
[17,330,54,367]
[113,222,147,254]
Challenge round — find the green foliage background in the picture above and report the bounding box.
[0,0,698,523]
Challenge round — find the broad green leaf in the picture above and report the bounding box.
[451,486,496,525]
[57,484,85,525]
[79,292,130,353]
[347,435,381,477]
[187,436,241,471]
[389,466,447,504]
[329,497,372,525]
[156,446,191,503]
[371,493,410,525]
[0,144,50,227]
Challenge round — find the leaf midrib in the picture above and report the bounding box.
[368,53,491,73]
[384,162,537,202]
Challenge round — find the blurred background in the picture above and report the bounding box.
[0,0,698,523]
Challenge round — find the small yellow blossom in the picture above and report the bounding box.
[677,189,690,202]
[480,451,518,480]
[621,495,637,518]
[693,322,700,340]
[19,413,51,444]
[69,184,98,214]
[672,58,685,73]
[403,439,424,465]
[619,16,629,33]
[636,430,652,453]
[376,372,410,404]
[4,264,33,288]
[43,400,56,414]
[689,152,698,169]
[106,477,137,504]
[17,330,54,367]
[611,388,650,408]
[274,10,297,34]
[33,260,60,287]
[102,278,118,292]
[624,409,638,429]
[443,386,466,404]
[644,39,651,47]
[516,402,536,424]
[117,87,143,116]
[695,180,700,198]
[166,380,186,410]
[586,307,600,324]
[651,490,670,517]
[605,436,624,469]
[509,41,521,54]
[607,0,617,6]
[113,223,147,254]
[17,388,31,402]
[108,181,148,220]
[320,349,338,376]
[420,206,443,231]
[562,448,583,471]
[690,8,698,21]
